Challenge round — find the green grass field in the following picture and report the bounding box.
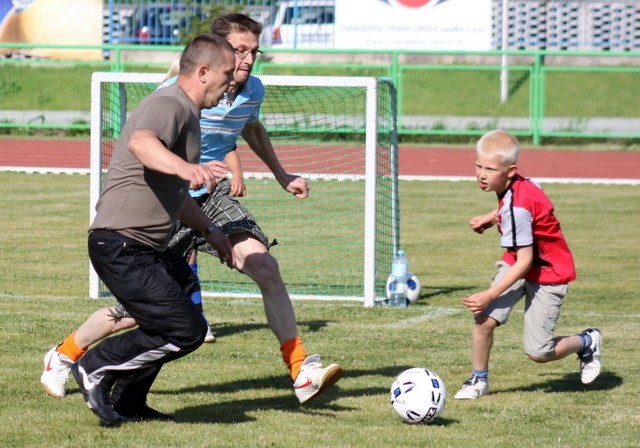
[1,172,639,447]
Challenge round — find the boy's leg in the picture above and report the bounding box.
[455,261,524,400]
[522,282,602,384]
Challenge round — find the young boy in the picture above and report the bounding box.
[454,130,602,400]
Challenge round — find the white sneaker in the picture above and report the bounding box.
[579,328,602,385]
[41,345,73,398]
[453,375,489,400]
[204,326,216,343]
[293,354,343,404]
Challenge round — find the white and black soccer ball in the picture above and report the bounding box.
[385,273,422,305]
[390,367,446,424]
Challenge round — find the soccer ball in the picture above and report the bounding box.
[385,273,422,305]
[390,367,446,424]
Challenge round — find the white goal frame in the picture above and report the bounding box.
[89,72,398,307]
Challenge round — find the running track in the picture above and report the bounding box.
[1,138,639,184]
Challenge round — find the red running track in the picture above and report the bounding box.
[1,138,639,180]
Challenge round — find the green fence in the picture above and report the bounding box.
[1,43,639,144]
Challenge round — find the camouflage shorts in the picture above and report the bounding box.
[168,179,270,260]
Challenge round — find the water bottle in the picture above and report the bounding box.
[388,250,409,307]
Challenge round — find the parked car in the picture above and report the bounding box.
[126,3,202,45]
[270,0,335,48]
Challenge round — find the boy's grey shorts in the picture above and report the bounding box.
[168,178,270,260]
[479,261,568,358]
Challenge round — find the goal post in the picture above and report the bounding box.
[89,73,399,307]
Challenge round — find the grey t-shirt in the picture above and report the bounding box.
[90,84,201,251]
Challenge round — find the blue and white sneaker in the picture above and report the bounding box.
[579,328,602,385]
[454,375,489,400]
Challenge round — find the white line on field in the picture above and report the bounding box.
[383,307,464,327]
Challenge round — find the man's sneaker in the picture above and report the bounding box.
[70,362,125,427]
[579,328,602,385]
[453,375,489,400]
[41,345,72,398]
[204,326,216,343]
[293,354,343,404]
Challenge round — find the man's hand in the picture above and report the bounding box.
[206,227,234,268]
[229,175,246,197]
[282,173,309,199]
[178,161,228,193]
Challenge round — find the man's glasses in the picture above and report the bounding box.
[233,47,263,60]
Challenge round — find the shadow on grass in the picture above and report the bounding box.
[167,365,461,425]
[495,370,622,395]
[157,366,431,424]
[416,285,475,301]
[64,364,463,425]
[210,319,333,338]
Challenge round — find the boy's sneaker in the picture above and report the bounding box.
[579,328,602,385]
[41,345,72,398]
[204,326,216,343]
[453,375,489,400]
[293,354,343,404]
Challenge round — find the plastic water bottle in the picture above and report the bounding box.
[388,250,409,307]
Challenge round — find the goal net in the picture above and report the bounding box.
[90,73,399,307]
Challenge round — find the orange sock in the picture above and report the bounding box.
[56,330,87,362]
[280,337,307,381]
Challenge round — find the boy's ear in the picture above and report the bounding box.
[507,164,518,178]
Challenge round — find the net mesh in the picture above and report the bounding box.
[95,76,397,301]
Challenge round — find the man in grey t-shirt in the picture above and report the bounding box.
[70,34,235,427]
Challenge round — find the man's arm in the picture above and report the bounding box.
[128,129,227,193]
[223,148,246,197]
[241,120,309,199]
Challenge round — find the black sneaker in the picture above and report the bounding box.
[70,362,126,427]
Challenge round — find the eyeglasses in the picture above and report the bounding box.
[233,47,263,59]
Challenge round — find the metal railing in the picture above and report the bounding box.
[1,43,639,145]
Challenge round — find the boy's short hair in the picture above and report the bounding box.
[476,130,520,166]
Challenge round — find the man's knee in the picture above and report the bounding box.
[179,318,208,350]
[111,317,137,333]
[244,251,281,279]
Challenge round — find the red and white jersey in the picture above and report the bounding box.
[497,174,576,284]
